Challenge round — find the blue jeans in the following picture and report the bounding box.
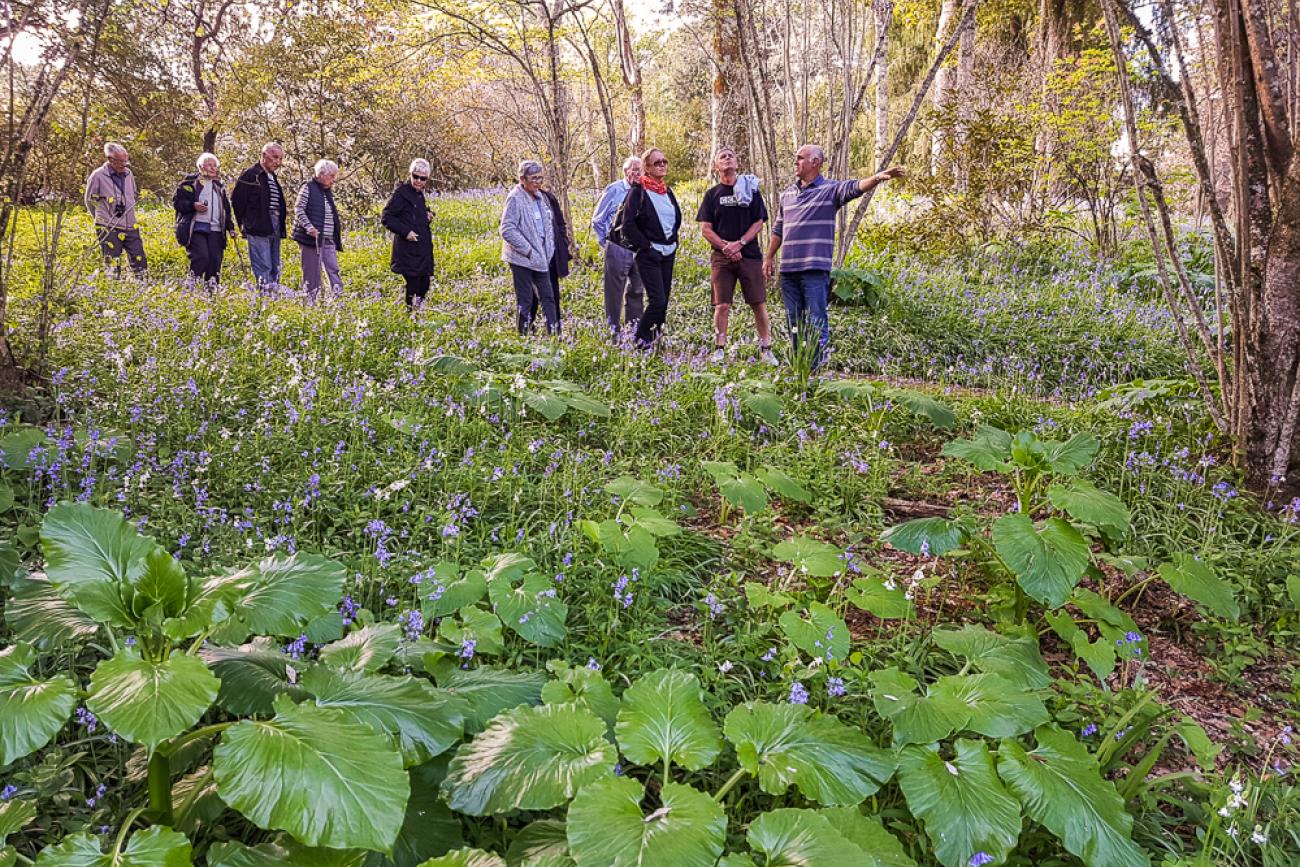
[780,269,831,366]
[246,232,282,287]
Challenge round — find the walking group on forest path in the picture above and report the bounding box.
[84,140,901,366]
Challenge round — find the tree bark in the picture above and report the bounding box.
[874,0,893,165]
[610,0,645,154]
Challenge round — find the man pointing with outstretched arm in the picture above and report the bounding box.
[763,144,903,369]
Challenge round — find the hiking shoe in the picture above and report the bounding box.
[760,348,779,366]
[709,347,726,364]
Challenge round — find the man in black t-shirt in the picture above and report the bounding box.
[697,147,775,364]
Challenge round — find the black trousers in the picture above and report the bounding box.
[633,250,675,346]
[185,229,225,284]
[510,264,560,334]
[404,274,430,309]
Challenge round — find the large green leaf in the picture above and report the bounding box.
[303,667,464,766]
[1044,612,1116,682]
[541,662,620,729]
[771,537,843,578]
[1157,554,1240,620]
[615,669,721,772]
[939,427,1012,471]
[34,827,191,866]
[41,503,152,626]
[417,851,505,867]
[817,808,917,867]
[746,809,873,865]
[420,564,489,619]
[897,740,1021,867]
[434,667,545,733]
[724,702,893,805]
[0,797,36,845]
[209,837,367,867]
[779,603,850,663]
[720,475,768,513]
[232,553,347,638]
[0,427,49,470]
[86,651,219,749]
[742,391,783,426]
[888,389,957,428]
[4,572,100,647]
[441,703,614,815]
[505,821,569,866]
[928,674,1048,738]
[214,695,409,851]
[319,624,402,673]
[603,477,663,507]
[567,778,725,867]
[623,506,680,538]
[756,467,811,503]
[880,518,967,557]
[845,574,914,620]
[488,574,568,648]
[201,642,312,716]
[438,606,505,658]
[991,514,1089,608]
[1041,432,1099,474]
[1046,481,1131,535]
[366,764,464,867]
[0,642,77,764]
[520,388,569,421]
[868,668,966,746]
[997,725,1149,867]
[930,626,1051,689]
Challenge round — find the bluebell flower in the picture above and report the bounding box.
[0,784,17,800]
[827,677,846,697]
[969,853,994,867]
[789,682,809,704]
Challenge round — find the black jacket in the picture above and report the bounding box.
[291,180,344,251]
[380,182,434,277]
[620,183,681,258]
[172,173,234,246]
[542,190,570,280]
[230,163,287,238]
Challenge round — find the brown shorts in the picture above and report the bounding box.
[710,252,766,306]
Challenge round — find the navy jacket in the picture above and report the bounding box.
[230,163,287,238]
[292,180,344,250]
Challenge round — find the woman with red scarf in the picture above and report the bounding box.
[619,148,681,349]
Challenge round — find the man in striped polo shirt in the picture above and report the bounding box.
[763,144,903,368]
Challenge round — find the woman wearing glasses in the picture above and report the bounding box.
[382,158,437,309]
[620,148,681,349]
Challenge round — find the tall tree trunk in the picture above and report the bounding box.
[929,0,962,174]
[874,0,893,165]
[713,0,747,161]
[954,6,977,189]
[611,0,645,154]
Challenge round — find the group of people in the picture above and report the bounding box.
[85,138,903,365]
[514,143,901,365]
[85,142,435,307]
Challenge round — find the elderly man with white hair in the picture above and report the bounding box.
[172,152,235,285]
[85,142,148,275]
[762,144,903,368]
[292,159,344,298]
[591,155,644,336]
[381,158,437,309]
[231,142,287,288]
[499,159,560,335]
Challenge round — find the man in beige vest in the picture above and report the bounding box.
[84,142,148,275]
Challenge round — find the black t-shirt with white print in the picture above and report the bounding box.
[696,183,768,260]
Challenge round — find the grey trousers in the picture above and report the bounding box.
[602,242,644,333]
[300,241,341,299]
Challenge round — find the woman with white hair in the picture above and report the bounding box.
[292,159,344,298]
[499,160,560,335]
[172,152,235,285]
[381,158,436,309]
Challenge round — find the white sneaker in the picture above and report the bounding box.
[709,347,726,363]
[760,348,779,366]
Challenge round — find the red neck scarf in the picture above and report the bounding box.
[639,175,667,195]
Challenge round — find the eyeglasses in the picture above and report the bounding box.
[411,174,428,181]
[650,159,668,167]
[525,175,544,182]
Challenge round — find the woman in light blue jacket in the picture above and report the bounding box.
[499,161,560,334]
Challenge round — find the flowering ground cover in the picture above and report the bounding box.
[0,193,1296,866]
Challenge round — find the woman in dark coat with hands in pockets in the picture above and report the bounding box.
[620,147,682,349]
[381,158,436,309]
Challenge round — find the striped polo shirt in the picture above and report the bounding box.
[771,175,864,273]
